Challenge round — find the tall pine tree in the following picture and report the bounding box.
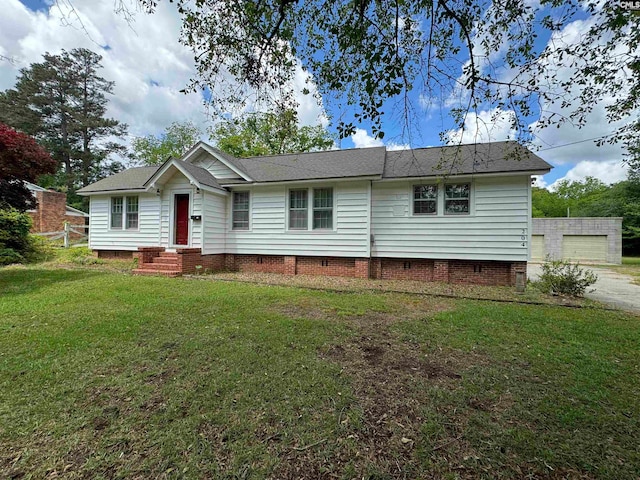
[0,48,127,208]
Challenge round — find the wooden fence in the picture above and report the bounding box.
[34,222,88,248]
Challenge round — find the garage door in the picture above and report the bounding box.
[531,235,545,261]
[562,235,608,262]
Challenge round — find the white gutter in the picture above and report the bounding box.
[220,175,381,188]
[373,170,551,182]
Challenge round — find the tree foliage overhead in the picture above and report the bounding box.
[131,121,202,165]
[0,123,57,211]
[0,48,127,206]
[210,108,334,158]
[138,0,638,152]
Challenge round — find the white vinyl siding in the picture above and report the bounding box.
[202,191,227,254]
[371,176,530,261]
[89,194,160,250]
[227,182,369,257]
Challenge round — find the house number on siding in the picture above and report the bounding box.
[521,228,527,247]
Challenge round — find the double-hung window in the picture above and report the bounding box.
[288,187,334,230]
[111,196,139,229]
[444,184,470,214]
[289,189,308,230]
[312,188,333,229]
[413,185,437,215]
[232,191,250,230]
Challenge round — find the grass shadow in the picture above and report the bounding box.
[0,267,104,297]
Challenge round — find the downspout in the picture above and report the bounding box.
[367,180,373,259]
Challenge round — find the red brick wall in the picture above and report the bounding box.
[29,190,87,239]
[296,256,356,277]
[232,254,286,274]
[448,260,511,286]
[379,258,435,281]
[175,248,225,274]
[96,250,134,259]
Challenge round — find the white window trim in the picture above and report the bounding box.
[286,185,337,232]
[444,182,472,216]
[109,195,139,231]
[168,190,192,248]
[231,190,251,231]
[288,188,309,230]
[412,184,438,216]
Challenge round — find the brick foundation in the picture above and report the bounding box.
[449,260,511,286]
[230,254,287,274]
[378,258,435,281]
[297,256,356,276]
[96,250,135,259]
[370,258,524,286]
[126,247,525,285]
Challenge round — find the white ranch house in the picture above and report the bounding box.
[78,141,551,285]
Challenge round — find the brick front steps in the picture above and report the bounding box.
[132,248,225,277]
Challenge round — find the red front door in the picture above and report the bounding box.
[174,194,189,245]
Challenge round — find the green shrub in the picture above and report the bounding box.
[54,246,103,265]
[533,257,598,297]
[25,235,56,263]
[0,248,25,266]
[0,209,32,253]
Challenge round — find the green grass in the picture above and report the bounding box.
[622,256,640,265]
[1,266,639,479]
[606,257,640,284]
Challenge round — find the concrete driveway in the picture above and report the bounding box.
[528,263,640,314]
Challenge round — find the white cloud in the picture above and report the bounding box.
[532,175,548,189]
[350,128,410,150]
[548,160,628,190]
[444,107,517,144]
[351,128,384,148]
[387,142,410,151]
[0,0,328,146]
[527,16,628,169]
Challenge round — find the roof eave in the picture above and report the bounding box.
[77,188,148,196]
[379,169,551,182]
[220,174,382,187]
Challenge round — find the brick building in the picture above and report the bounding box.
[26,182,88,237]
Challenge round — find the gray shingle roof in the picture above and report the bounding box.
[78,142,551,194]
[230,147,387,182]
[383,142,551,178]
[77,166,159,193]
[174,160,223,190]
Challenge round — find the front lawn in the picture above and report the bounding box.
[1,267,639,479]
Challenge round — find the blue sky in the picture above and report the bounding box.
[0,0,630,188]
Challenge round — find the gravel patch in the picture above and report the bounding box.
[192,272,598,308]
